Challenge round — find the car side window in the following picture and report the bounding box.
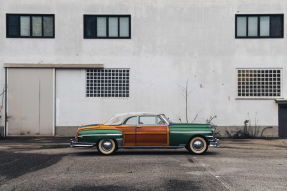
[139,116,156,125]
[139,116,165,125]
[123,116,137,125]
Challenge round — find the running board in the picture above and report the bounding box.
[121,145,186,149]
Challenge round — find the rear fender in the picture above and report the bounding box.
[78,129,123,145]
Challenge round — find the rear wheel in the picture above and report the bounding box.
[188,137,208,154]
[97,139,116,155]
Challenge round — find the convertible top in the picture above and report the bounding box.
[104,112,163,125]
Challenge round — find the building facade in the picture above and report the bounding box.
[1,0,287,137]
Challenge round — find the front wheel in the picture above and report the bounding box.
[97,139,116,155]
[188,137,208,154]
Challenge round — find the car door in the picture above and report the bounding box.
[136,115,169,146]
[116,116,137,146]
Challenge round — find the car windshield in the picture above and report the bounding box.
[161,114,172,124]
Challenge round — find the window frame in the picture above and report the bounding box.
[6,14,55,38]
[122,115,166,125]
[235,14,284,38]
[83,14,131,39]
[86,68,130,98]
[236,68,283,99]
[123,116,138,125]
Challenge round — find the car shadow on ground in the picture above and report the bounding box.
[71,151,219,156]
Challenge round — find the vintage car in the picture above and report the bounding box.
[70,112,219,155]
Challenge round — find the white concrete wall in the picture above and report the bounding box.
[1,0,287,129]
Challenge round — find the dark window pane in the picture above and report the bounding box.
[8,15,20,37]
[43,16,53,36]
[85,16,96,37]
[270,16,283,37]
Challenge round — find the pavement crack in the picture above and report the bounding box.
[0,158,20,167]
[193,157,232,191]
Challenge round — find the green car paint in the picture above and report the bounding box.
[169,123,213,146]
[78,129,123,144]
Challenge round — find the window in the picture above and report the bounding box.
[139,116,157,125]
[237,69,282,98]
[235,14,284,38]
[84,15,131,39]
[138,116,164,125]
[124,117,137,125]
[6,14,54,38]
[86,69,129,97]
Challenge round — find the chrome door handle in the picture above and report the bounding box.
[136,126,141,128]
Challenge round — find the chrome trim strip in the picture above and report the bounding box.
[116,138,123,147]
[80,134,122,137]
[160,115,170,125]
[209,138,219,147]
[170,131,212,134]
[70,139,96,147]
[122,146,185,149]
[205,136,214,138]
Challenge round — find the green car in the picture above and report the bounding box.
[71,112,219,155]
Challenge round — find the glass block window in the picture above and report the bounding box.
[236,14,283,38]
[6,14,54,38]
[84,15,131,39]
[86,69,130,97]
[237,69,282,97]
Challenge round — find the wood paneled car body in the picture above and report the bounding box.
[70,112,219,154]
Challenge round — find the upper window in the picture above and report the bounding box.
[237,69,282,98]
[84,15,131,39]
[235,14,283,38]
[6,14,55,38]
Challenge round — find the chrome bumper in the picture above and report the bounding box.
[70,139,96,147]
[209,138,219,147]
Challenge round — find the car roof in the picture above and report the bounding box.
[104,112,163,125]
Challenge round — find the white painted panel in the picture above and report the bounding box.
[21,69,40,135]
[7,68,54,135]
[7,69,22,135]
[39,69,54,135]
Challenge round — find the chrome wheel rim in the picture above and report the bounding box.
[101,140,113,152]
[192,140,204,151]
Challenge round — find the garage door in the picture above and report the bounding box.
[7,68,54,136]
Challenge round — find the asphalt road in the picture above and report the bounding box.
[0,138,286,191]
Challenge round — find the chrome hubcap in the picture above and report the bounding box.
[192,140,204,151]
[101,140,113,152]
